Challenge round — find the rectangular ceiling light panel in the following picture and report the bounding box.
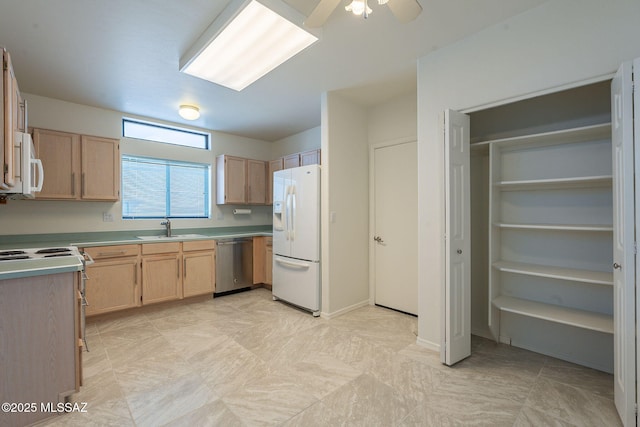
[180,0,319,91]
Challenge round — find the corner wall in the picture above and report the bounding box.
[417,0,640,348]
[321,92,370,316]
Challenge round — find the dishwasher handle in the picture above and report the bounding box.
[217,239,252,246]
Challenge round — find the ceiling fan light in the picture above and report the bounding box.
[179,105,200,120]
[345,0,370,16]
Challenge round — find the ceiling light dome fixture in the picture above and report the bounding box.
[179,105,200,120]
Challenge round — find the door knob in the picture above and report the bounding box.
[613,262,622,270]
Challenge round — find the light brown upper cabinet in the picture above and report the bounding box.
[283,153,300,169]
[300,149,320,166]
[33,128,120,201]
[81,135,120,200]
[247,159,267,204]
[216,154,267,205]
[267,158,283,205]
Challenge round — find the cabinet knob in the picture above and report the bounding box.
[613,262,622,270]
[457,249,463,254]
[373,236,384,244]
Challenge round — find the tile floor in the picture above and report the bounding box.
[39,288,622,426]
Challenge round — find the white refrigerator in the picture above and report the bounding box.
[272,164,320,316]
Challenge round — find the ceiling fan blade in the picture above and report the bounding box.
[387,0,422,23]
[304,0,342,27]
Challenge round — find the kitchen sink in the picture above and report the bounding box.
[136,234,207,240]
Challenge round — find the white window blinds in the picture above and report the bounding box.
[122,155,210,219]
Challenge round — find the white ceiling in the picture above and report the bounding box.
[0,0,547,141]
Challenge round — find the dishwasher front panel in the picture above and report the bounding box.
[215,238,253,293]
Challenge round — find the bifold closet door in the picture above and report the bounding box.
[611,60,637,427]
[443,109,471,366]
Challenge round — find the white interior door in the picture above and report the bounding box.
[612,60,637,427]
[443,109,471,366]
[372,140,418,315]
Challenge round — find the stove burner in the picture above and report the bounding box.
[36,248,72,254]
[0,255,31,261]
[43,253,73,258]
[0,250,27,256]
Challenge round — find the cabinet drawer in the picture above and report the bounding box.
[183,240,216,252]
[142,242,181,255]
[84,244,140,259]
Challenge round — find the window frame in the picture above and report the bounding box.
[121,155,211,220]
[122,117,210,150]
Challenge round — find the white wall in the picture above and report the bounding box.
[271,126,320,159]
[0,94,275,236]
[368,92,417,145]
[417,0,640,348]
[321,92,370,316]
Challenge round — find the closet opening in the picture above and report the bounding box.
[467,80,614,373]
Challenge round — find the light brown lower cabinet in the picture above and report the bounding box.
[183,240,216,297]
[141,242,182,305]
[265,244,273,286]
[83,245,141,316]
[252,236,272,286]
[79,239,224,315]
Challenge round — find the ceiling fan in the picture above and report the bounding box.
[304,0,422,27]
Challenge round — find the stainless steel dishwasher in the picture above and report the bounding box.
[215,238,253,294]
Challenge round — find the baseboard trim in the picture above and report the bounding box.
[320,299,370,320]
[471,327,495,342]
[416,336,440,352]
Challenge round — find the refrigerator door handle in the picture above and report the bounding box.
[290,185,296,240]
[283,185,290,240]
[275,257,311,269]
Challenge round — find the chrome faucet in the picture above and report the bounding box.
[161,218,172,237]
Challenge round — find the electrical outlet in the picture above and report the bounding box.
[102,212,114,222]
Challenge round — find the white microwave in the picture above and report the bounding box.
[0,132,44,198]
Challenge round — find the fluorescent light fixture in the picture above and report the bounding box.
[179,105,200,120]
[180,0,320,91]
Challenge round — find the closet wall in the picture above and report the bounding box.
[469,80,614,373]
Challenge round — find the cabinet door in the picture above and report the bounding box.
[267,159,283,205]
[300,149,320,166]
[142,254,182,304]
[283,154,300,169]
[247,159,267,204]
[81,135,120,201]
[33,129,80,199]
[183,251,215,297]
[265,245,273,285]
[85,258,140,316]
[252,236,266,284]
[221,155,247,204]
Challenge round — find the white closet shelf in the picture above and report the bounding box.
[496,175,612,191]
[484,123,611,148]
[492,295,613,334]
[493,223,613,232]
[493,260,613,285]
